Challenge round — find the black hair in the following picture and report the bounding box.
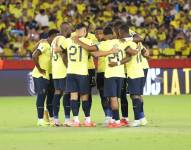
[118,24,129,33]
[103,26,113,35]
[75,23,86,30]
[41,26,49,30]
[113,20,124,28]
[48,29,59,37]
[39,9,45,14]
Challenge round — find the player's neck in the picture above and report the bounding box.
[47,39,52,44]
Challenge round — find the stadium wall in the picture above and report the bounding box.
[0,60,190,96]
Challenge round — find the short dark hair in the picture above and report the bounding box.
[113,20,123,28]
[39,9,45,14]
[103,26,113,35]
[48,29,59,37]
[75,23,86,30]
[119,24,129,33]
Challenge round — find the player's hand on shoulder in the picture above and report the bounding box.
[142,49,150,57]
[39,68,46,75]
[108,61,117,67]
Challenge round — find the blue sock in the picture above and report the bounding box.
[121,93,128,118]
[139,101,145,119]
[112,109,119,121]
[53,94,61,119]
[70,100,79,116]
[132,98,142,120]
[99,89,112,117]
[36,93,46,119]
[89,94,92,110]
[46,90,54,118]
[82,101,90,117]
[63,93,70,119]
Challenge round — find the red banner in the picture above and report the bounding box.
[0,59,191,70]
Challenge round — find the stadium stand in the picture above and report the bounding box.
[0,0,190,59]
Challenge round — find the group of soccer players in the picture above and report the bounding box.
[32,20,149,128]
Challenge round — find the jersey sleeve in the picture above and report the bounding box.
[129,29,136,37]
[80,37,93,46]
[37,43,46,53]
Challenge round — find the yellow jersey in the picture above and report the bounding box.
[125,41,144,79]
[51,36,67,79]
[97,57,105,73]
[97,39,126,78]
[71,32,96,70]
[125,36,149,70]
[32,42,51,80]
[138,42,149,69]
[86,33,97,70]
[61,37,93,75]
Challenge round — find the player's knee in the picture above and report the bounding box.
[70,92,78,100]
[130,95,141,100]
[54,90,62,95]
[80,94,89,101]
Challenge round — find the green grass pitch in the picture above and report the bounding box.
[0,95,191,150]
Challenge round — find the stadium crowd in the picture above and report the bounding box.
[0,0,190,59]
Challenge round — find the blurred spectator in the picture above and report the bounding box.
[0,0,190,59]
[35,9,49,27]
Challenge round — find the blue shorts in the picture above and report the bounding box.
[33,77,49,94]
[66,74,90,94]
[104,77,124,98]
[96,72,104,90]
[127,77,143,95]
[53,78,66,91]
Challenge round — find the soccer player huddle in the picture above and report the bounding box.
[32,20,149,128]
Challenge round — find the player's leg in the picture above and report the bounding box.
[45,76,54,122]
[63,93,71,123]
[88,69,96,109]
[52,79,64,126]
[110,96,120,125]
[130,94,142,127]
[62,77,71,124]
[139,69,148,125]
[79,75,95,127]
[66,74,80,126]
[128,77,143,127]
[104,78,122,128]
[33,77,49,126]
[120,77,129,125]
[97,72,112,123]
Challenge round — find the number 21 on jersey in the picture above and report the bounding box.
[69,45,82,62]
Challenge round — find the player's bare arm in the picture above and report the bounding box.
[91,48,119,57]
[72,36,98,52]
[61,50,68,67]
[141,47,150,58]
[32,50,46,75]
[126,46,138,56]
[109,54,132,67]
[53,37,63,53]
[133,34,143,43]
